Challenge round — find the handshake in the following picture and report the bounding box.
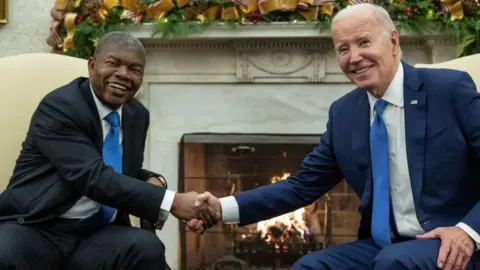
[170,191,221,234]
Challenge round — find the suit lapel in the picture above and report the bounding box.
[122,103,135,176]
[351,90,373,207]
[79,79,103,151]
[402,62,426,205]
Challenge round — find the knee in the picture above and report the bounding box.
[373,249,409,270]
[126,229,165,263]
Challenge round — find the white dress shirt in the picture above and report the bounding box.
[61,86,175,225]
[219,63,480,250]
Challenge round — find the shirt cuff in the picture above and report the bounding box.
[456,222,480,251]
[156,190,175,229]
[219,196,240,224]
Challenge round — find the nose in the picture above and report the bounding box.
[349,48,362,64]
[115,65,130,80]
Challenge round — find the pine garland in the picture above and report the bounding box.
[53,0,480,59]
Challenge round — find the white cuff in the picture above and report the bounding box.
[156,190,176,229]
[219,196,240,224]
[456,222,480,251]
[160,190,175,212]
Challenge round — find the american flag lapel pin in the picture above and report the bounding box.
[410,100,418,105]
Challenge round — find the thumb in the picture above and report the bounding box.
[194,191,212,207]
[416,229,440,239]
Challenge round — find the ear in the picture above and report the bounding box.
[390,30,400,56]
[87,57,95,77]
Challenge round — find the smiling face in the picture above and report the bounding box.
[88,44,145,110]
[332,9,400,97]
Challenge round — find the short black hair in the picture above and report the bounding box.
[93,31,146,58]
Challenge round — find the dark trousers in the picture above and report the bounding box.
[0,218,165,270]
[292,238,480,270]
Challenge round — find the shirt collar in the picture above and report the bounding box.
[90,85,122,123]
[367,62,404,113]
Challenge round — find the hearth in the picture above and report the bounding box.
[179,133,360,270]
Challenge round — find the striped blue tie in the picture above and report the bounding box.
[98,111,121,224]
[370,99,392,247]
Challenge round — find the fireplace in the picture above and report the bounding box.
[179,133,361,269]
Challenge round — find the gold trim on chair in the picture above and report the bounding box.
[0,0,8,24]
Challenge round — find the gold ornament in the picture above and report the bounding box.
[441,0,464,21]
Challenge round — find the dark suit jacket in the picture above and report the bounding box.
[0,77,166,226]
[233,62,480,239]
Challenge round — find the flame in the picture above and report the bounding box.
[255,172,308,242]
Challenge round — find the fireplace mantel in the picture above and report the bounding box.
[128,23,460,269]
[124,22,458,88]
[126,22,457,42]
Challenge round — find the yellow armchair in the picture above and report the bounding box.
[0,53,88,191]
[415,54,480,91]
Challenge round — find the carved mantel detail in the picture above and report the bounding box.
[236,49,326,83]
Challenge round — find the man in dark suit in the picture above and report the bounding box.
[0,32,215,269]
[190,4,480,270]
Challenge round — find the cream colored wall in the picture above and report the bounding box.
[0,0,51,57]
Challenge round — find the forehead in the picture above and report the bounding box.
[98,44,145,66]
[332,12,379,43]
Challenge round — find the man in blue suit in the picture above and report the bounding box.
[186,3,480,270]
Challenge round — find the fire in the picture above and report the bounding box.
[255,173,308,243]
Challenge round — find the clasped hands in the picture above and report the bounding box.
[171,191,221,233]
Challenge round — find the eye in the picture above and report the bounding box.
[359,39,370,46]
[337,48,348,55]
[129,66,143,74]
[105,60,118,67]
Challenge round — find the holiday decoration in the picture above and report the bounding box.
[47,0,480,59]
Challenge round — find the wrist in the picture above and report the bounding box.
[171,193,180,214]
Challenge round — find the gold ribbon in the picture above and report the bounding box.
[221,6,240,20]
[441,0,464,21]
[175,0,190,8]
[258,0,281,14]
[122,0,174,23]
[203,6,221,20]
[248,0,259,13]
[298,2,333,21]
[63,12,78,50]
[96,0,121,20]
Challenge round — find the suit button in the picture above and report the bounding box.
[17,217,25,224]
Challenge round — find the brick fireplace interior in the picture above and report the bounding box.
[179,133,361,270]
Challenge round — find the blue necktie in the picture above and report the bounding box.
[370,99,392,247]
[98,111,121,224]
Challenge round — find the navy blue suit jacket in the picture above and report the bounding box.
[234,62,480,238]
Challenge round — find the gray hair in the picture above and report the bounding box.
[332,3,402,57]
[94,31,146,58]
[332,3,396,36]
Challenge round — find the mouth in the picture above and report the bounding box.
[351,66,372,75]
[107,82,130,94]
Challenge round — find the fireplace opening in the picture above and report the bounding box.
[179,133,360,270]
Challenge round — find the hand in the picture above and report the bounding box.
[417,226,475,270]
[171,192,219,228]
[187,192,222,233]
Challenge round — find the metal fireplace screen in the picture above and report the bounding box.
[179,133,360,270]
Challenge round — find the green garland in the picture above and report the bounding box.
[58,0,480,59]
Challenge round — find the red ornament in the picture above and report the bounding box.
[75,15,83,23]
[247,11,262,23]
